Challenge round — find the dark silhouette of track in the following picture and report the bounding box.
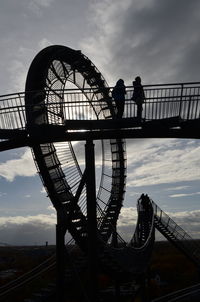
[25,45,126,250]
[0,45,200,301]
[1,199,200,301]
[153,200,200,267]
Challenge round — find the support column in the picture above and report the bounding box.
[56,209,66,302]
[112,224,121,301]
[85,139,98,301]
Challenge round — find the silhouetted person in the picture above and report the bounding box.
[131,76,145,121]
[112,79,126,118]
[139,193,145,211]
[143,194,150,211]
[139,193,150,211]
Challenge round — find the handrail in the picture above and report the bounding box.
[152,282,200,302]
[129,198,155,251]
[0,238,75,298]
[152,201,193,241]
[1,81,200,98]
[0,83,199,133]
[152,200,200,266]
[0,256,56,298]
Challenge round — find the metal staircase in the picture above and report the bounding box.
[152,200,200,266]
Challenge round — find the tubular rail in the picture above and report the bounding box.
[0,81,200,132]
[24,45,126,252]
[152,200,200,266]
[152,283,200,302]
[0,255,56,299]
[0,199,155,299]
[0,239,75,299]
[1,198,200,300]
[98,198,155,280]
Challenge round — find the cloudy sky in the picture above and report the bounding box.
[0,0,200,245]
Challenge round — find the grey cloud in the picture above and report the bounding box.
[170,210,200,223]
[164,186,190,191]
[0,0,91,94]
[164,210,200,238]
[126,139,200,187]
[169,192,200,198]
[0,148,36,181]
[118,0,200,83]
[84,0,200,85]
[174,40,200,82]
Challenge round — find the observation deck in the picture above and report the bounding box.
[0,81,200,151]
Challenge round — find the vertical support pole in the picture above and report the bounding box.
[141,274,148,302]
[85,139,98,301]
[187,97,192,120]
[179,83,184,118]
[56,209,65,302]
[111,223,118,248]
[112,224,121,301]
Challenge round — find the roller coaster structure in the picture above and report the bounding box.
[0,45,200,301]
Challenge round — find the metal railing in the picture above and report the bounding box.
[0,238,75,299]
[152,200,200,265]
[152,282,200,302]
[126,82,200,121]
[129,199,155,251]
[0,82,199,131]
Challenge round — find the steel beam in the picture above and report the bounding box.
[85,139,98,301]
[0,119,200,152]
[56,209,66,302]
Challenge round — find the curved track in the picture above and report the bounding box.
[99,198,155,281]
[2,197,200,300]
[25,45,126,249]
[24,46,156,286]
[24,45,155,283]
[0,199,155,300]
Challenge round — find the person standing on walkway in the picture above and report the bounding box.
[131,76,145,121]
[112,79,126,118]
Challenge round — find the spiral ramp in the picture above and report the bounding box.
[24,45,156,286]
[25,45,127,250]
